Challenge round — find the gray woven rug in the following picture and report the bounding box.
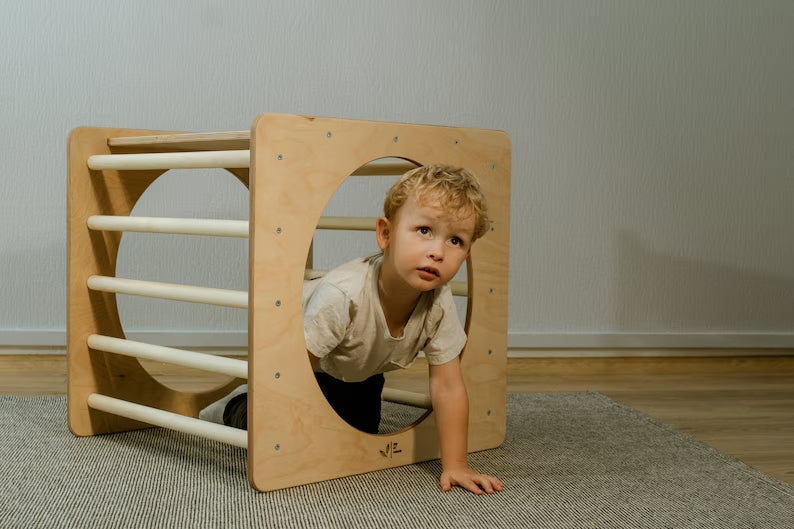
[1,393,792,529]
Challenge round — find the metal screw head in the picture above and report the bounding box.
[487,410,492,416]
[393,136,399,142]
[274,444,280,451]
[277,154,283,160]
[275,300,281,307]
[454,139,460,145]
[276,227,282,234]
[491,163,496,170]
[274,372,281,379]
[326,131,332,138]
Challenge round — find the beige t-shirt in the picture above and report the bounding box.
[302,257,467,382]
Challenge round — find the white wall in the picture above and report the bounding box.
[1,0,792,351]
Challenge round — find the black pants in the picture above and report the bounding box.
[223,372,385,434]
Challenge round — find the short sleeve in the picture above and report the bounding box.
[303,281,350,358]
[422,287,467,365]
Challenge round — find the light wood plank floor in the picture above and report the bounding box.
[2,354,792,486]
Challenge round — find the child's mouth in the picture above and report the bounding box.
[418,267,440,280]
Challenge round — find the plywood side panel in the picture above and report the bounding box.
[247,114,510,491]
[67,127,243,436]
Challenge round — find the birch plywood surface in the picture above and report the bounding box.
[67,127,245,437]
[247,114,510,491]
[66,114,510,493]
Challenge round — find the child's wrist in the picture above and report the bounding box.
[441,458,469,472]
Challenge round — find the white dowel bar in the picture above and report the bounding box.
[87,276,248,308]
[86,215,377,236]
[305,269,468,296]
[87,150,250,171]
[88,334,248,379]
[87,151,416,175]
[87,393,248,448]
[87,216,249,237]
[317,216,377,231]
[87,269,463,302]
[381,388,432,409]
[449,281,468,297]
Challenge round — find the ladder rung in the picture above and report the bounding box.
[316,216,376,231]
[87,276,247,308]
[88,334,248,379]
[381,388,432,409]
[88,150,249,170]
[88,151,417,175]
[87,393,247,448]
[86,215,377,236]
[304,269,468,296]
[87,216,248,237]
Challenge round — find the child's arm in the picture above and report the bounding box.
[428,357,504,495]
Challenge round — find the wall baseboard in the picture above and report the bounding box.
[0,330,248,348]
[508,332,794,350]
[2,330,793,357]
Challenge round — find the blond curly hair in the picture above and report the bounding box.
[383,164,491,242]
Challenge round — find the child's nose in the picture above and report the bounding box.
[428,241,444,261]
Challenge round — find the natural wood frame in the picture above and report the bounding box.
[67,113,511,492]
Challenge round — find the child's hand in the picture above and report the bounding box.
[440,467,503,495]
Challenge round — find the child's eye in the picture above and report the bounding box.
[417,227,431,236]
[450,237,463,247]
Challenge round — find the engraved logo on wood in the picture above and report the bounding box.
[379,441,402,458]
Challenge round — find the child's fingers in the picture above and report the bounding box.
[440,470,503,495]
[457,477,485,495]
[473,475,497,494]
[486,474,504,491]
[469,473,503,494]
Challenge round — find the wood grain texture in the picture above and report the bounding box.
[66,115,511,492]
[67,127,246,437]
[246,114,510,491]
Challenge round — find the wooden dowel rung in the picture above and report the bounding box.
[86,215,377,236]
[449,281,468,296]
[88,334,248,379]
[108,131,250,151]
[88,150,416,175]
[87,150,250,170]
[107,133,417,173]
[316,216,376,231]
[304,269,326,281]
[87,276,248,308]
[381,388,432,409]
[86,261,463,303]
[87,215,249,237]
[305,269,468,296]
[87,393,248,448]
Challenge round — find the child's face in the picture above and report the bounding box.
[377,194,475,293]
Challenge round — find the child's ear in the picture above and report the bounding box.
[375,216,391,251]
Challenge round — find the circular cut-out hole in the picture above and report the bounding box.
[116,168,249,393]
[308,158,471,434]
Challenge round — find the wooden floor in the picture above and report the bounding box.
[2,354,792,486]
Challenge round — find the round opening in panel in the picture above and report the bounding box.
[306,158,472,434]
[115,168,249,393]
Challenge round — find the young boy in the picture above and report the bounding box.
[201,164,503,495]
